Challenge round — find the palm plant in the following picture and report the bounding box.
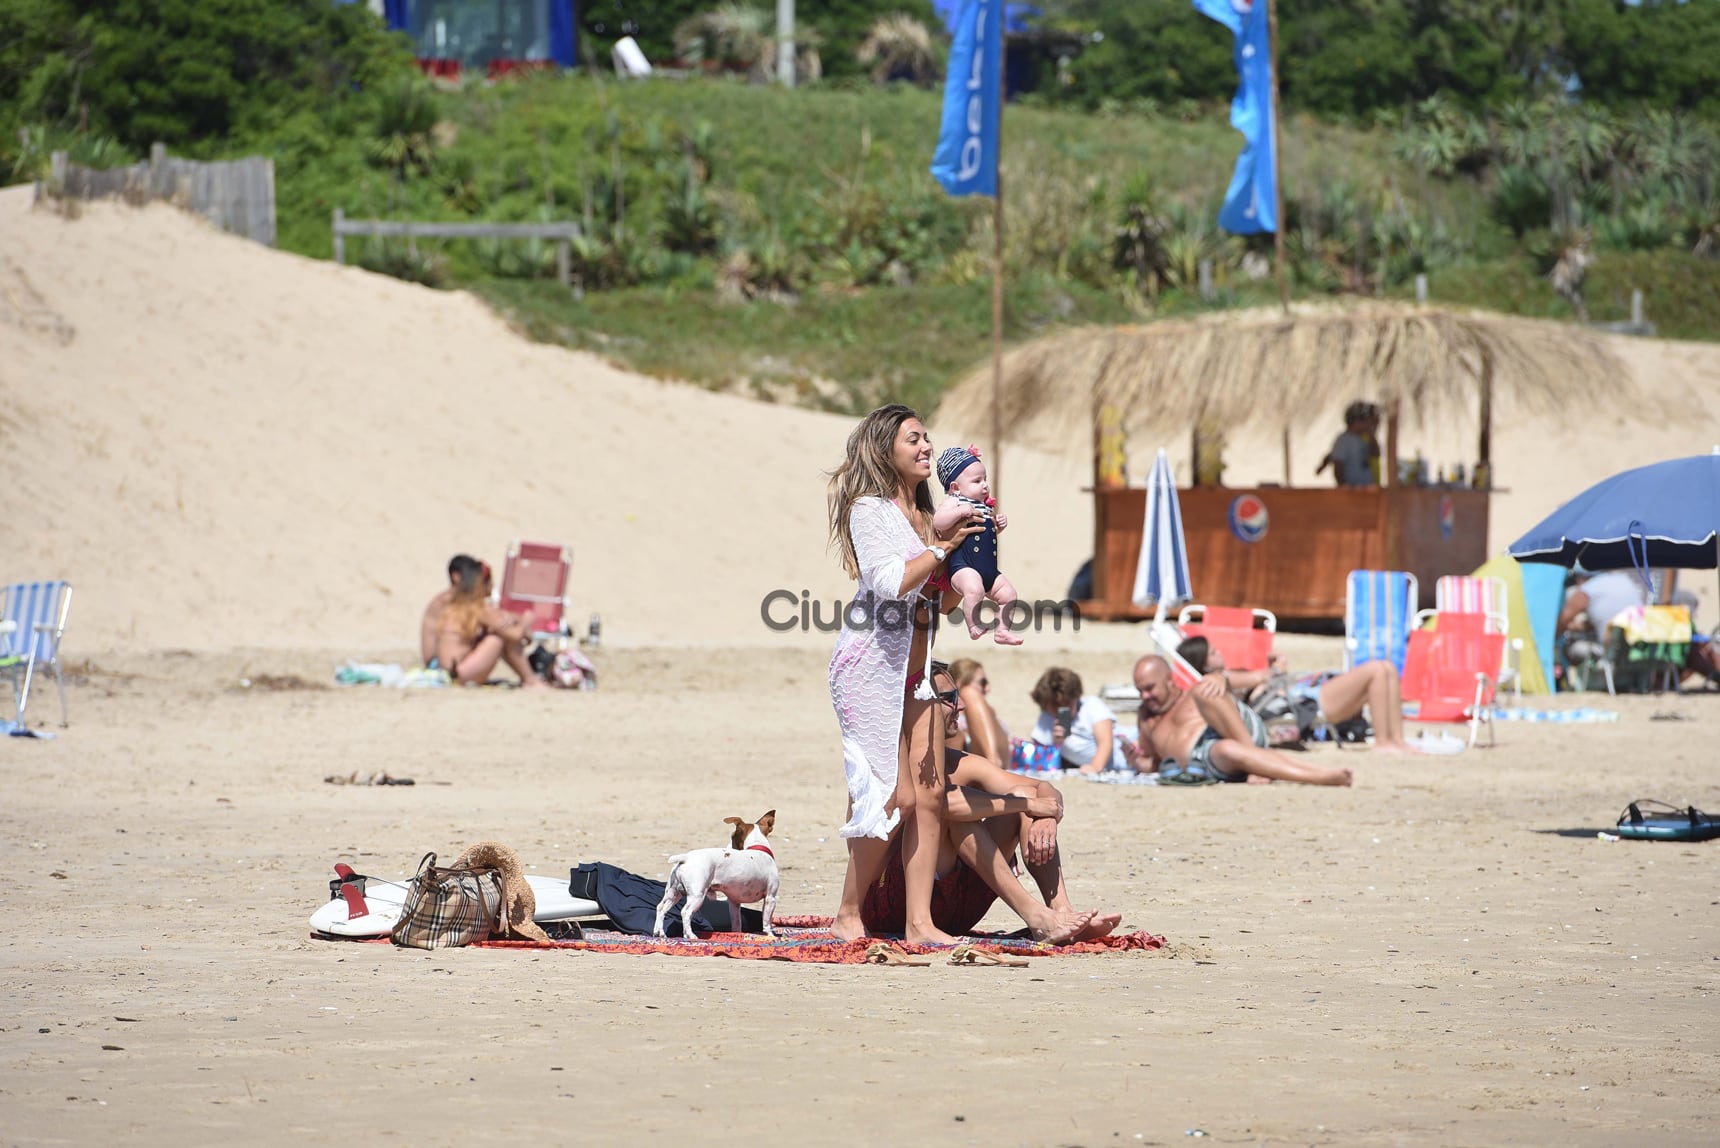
[856,14,940,86]
[1111,174,1172,297]
[367,76,438,176]
[675,4,773,73]
[1596,196,1673,253]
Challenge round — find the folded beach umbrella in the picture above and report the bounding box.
[1133,448,1192,617]
[1132,449,1199,685]
[1509,448,1720,571]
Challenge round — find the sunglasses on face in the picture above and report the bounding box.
[933,687,960,707]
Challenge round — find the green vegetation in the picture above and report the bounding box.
[480,275,1135,414]
[3,1,1717,415]
[1043,0,1720,117]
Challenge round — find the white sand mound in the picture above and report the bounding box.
[3,186,1716,654]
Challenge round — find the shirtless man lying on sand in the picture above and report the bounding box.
[1124,656,1353,786]
[861,664,1123,944]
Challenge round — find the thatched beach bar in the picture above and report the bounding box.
[942,304,1629,623]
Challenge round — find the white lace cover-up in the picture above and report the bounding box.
[829,496,931,840]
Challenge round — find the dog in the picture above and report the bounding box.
[653,811,779,939]
[451,841,551,943]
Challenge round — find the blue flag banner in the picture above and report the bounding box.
[930,0,1002,198]
[1193,0,1277,234]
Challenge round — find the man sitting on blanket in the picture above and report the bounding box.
[861,663,1123,943]
[1125,656,1354,786]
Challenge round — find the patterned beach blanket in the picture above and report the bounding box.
[472,916,1164,963]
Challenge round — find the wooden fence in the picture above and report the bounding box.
[331,209,581,287]
[37,143,276,247]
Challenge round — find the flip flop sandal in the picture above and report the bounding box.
[948,944,1028,967]
[864,943,930,966]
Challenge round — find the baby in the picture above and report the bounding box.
[933,445,1022,645]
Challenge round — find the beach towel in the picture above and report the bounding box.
[335,662,450,688]
[472,917,1165,963]
[1487,706,1619,723]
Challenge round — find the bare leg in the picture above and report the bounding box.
[948,819,1095,944]
[1189,678,1255,743]
[991,574,1023,646]
[832,834,896,942]
[1209,739,1353,786]
[997,798,1121,941]
[500,638,551,690]
[950,569,988,640]
[454,634,507,683]
[900,696,956,945]
[1318,662,1416,751]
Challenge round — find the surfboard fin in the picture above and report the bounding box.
[339,882,371,921]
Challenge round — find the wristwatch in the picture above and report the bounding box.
[929,545,948,562]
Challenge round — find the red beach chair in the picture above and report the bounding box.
[1177,604,1278,672]
[497,540,573,646]
[1401,612,1506,748]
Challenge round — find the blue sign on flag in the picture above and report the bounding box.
[930,0,1002,198]
[1193,0,1278,234]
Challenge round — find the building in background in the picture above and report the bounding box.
[369,0,579,78]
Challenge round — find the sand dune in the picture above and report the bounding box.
[1,189,862,651]
[4,186,1717,654]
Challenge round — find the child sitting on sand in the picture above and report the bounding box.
[934,445,1022,645]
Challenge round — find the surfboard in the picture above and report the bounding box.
[311,868,604,938]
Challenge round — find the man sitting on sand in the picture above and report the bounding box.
[861,663,1122,944]
[421,554,484,667]
[1125,656,1354,785]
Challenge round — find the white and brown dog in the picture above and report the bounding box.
[653,811,779,939]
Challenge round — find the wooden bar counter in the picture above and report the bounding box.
[1083,485,1491,623]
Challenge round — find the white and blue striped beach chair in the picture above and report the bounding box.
[1,581,73,727]
[1344,570,1418,676]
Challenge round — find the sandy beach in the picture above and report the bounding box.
[2,191,1717,1145]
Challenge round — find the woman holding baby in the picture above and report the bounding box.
[825,404,1093,945]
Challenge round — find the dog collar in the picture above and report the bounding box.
[746,843,774,859]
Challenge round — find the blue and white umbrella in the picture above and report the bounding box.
[1132,448,1193,620]
[1509,447,1720,571]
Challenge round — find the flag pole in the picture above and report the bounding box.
[990,38,1005,501]
[1268,0,1292,487]
[1268,0,1288,317]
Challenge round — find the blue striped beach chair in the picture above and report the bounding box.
[1344,570,1418,675]
[1,581,73,727]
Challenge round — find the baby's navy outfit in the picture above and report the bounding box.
[945,495,1000,591]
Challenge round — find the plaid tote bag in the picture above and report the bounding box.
[390,852,506,949]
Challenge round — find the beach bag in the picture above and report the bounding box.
[1247,674,1321,741]
[1009,738,1062,772]
[390,852,506,949]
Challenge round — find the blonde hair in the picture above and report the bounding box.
[443,564,491,640]
[948,658,984,688]
[827,403,935,579]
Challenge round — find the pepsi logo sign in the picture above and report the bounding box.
[1229,494,1269,543]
